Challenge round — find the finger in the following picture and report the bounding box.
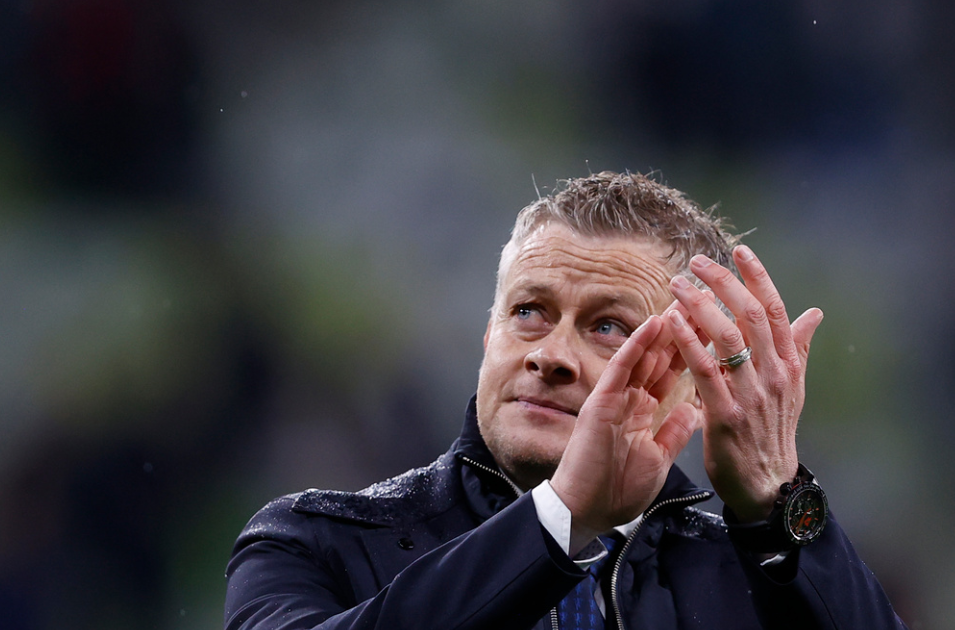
[627,315,671,389]
[664,293,713,342]
[653,300,700,363]
[643,304,702,397]
[791,307,824,367]
[598,316,664,393]
[666,309,732,412]
[686,255,776,363]
[732,245,799,363]
[653,401,700,461]
[647,372,676,403]
[641,298,713,401]
[669,273,753,371]
[694,292,717,347]
[642,344,686,404]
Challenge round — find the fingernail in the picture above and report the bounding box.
[690,255,713,270]
[668,310,686,327]
[736,245,754,262]
[671,275,691,290]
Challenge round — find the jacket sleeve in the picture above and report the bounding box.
[224,493,582,630]
[740,513,908,629]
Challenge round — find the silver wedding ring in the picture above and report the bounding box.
[718,346,752,368]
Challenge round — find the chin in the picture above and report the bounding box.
[509,459,560,491]
[483,431,565,489]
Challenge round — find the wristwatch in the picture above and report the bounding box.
[725,464,829,553]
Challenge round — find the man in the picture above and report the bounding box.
[225,171,906,629]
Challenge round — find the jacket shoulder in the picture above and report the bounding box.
[289,451,461,527]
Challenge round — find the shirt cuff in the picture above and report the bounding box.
[531,480,607,567]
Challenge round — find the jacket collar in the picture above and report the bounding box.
[291,395,711,526]
[451,395,712,517]
[290,397,489,526]
[289,450,461,526]
[450,396,524,520]
[450,395,499,469]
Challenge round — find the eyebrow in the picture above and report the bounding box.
[600,294,644,309]
[508,283,554,299]
[507,282,650,315]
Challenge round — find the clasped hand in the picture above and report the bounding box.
[550,245,823,550]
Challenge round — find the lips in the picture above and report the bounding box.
[516,396,579,417]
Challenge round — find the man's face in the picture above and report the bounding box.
[475,222,682,489]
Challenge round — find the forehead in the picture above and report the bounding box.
[501,224,674,310]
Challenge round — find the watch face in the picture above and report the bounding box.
[784,484,828,545]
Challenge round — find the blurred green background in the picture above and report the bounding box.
[1,1,952,628]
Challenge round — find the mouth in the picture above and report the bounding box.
[515,396,579,417]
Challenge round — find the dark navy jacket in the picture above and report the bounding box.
[225,400,907,630]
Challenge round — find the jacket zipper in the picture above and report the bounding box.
[458,455,523,497]
[608,491,713,630]
[459,455,713,630]
[460,456,563,628]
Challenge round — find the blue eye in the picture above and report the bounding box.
[512,305,547,332]
[596,320,628,337]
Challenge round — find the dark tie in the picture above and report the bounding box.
[556,535,620,630]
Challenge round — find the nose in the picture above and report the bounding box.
[523,324,581,385]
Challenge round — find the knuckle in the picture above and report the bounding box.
[683,288,711,308]
[708,269,736,290]
[742,303,768,326]
[718,327,744,348]
[764,298,789,323]
[767,374,789,399]
[764,361,801,398]
[697,358,723,381]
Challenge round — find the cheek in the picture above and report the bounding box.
[578,355,611,391]
[482,328,522,369]
[477,333,515,394]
